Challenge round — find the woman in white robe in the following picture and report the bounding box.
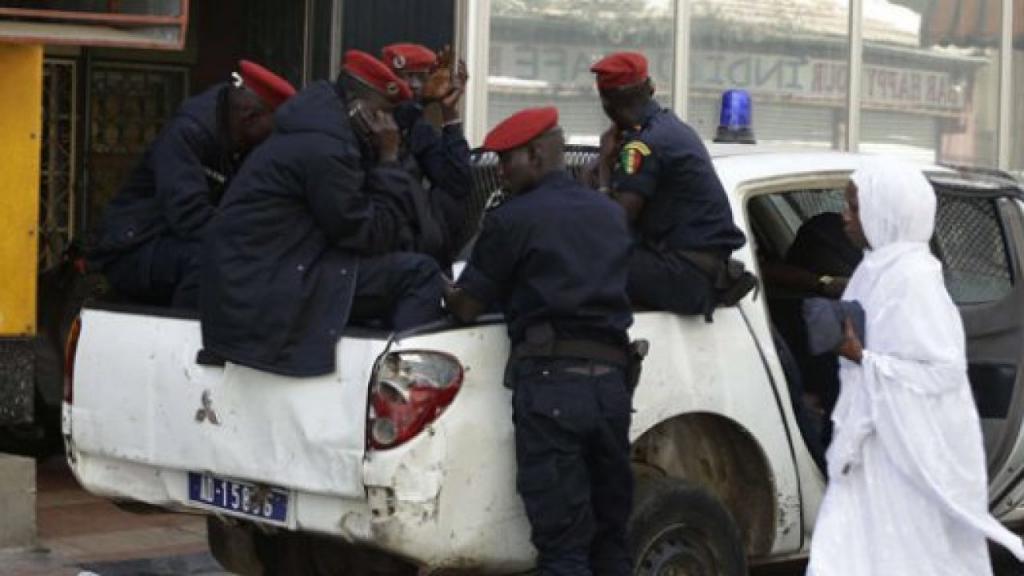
[806,160,1024,576]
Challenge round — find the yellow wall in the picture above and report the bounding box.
[0,43,42,337]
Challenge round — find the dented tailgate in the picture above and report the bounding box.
[67,306,387,502]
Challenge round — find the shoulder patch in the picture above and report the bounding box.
[619,140,651,175]
[623,140,651,156]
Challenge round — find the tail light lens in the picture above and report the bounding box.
[63,316,82,405]
[368,351,463,450]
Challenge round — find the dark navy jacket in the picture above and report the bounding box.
[92,84,235,261]
[612,100,746,253]
[458,170,633,346]
[395,103,472,263]
[200,81,417,377]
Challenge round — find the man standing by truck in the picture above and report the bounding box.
[590,52,750,321]
[90,60,296,308]
[445,107,636,575]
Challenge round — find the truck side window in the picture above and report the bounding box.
[933,195,1014,305]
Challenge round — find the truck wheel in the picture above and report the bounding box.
[258,529,418,576]
[628,475,747,576]
[206,515,264,576]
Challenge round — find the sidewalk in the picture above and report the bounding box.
[0,457,228,576]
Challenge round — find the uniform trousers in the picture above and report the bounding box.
[349,252,444,331]
[511,357,633,576]
[627,243,714,316]
[102,235,201,308]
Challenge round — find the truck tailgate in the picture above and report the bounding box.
[68,307,387,499]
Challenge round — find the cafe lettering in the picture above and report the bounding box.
[492,42,968,113]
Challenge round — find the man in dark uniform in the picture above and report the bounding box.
[590,52,748,319]
[90,60,296,308]
[201,50,444,377]
[445,107,635,575]
[382,43,472,266]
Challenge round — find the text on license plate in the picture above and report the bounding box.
[187,472,288,523]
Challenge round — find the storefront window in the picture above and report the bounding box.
[1011,1,1024,176]
[487,0,675,144]
[860,0,999,167]
[687,0,849,148]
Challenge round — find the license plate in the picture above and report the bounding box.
[187,472,289,524]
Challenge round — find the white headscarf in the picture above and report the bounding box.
[851,158,935,248]
[843,159,964,372]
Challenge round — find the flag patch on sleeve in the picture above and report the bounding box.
[620,140,651,175]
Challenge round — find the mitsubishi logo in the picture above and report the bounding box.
[195,389,221,425]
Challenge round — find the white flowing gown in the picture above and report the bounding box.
[806,161,1024,576]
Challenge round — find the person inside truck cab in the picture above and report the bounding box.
[761,212,864,449]
[445,107,636,575]
[382,43,472,270]
[589,51,749,321]
[89,60,296,309]
[199,50,444,377]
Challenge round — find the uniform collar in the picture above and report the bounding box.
[522,169,571,196]
[624,100,661,135]
[640,100,661,127]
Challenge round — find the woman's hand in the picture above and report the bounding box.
[836,316,863,363]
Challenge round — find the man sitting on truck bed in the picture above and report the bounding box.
[89,61,295,309]
[589,52,750,320]
[199,51,445,377]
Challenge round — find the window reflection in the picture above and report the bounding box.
[860,0,999,166]
[687,0,850,148]
[487,0,675,144]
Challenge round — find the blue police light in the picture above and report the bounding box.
[714,89,756,144]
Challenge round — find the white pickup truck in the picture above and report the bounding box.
[64,148,1024,575]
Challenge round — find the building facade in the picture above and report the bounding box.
[25,0,1024,272]
[462,0,1023,175]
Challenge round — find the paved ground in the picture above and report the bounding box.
[3,457,1023,575]
[749,550,1024,575]
[0,457,226,576]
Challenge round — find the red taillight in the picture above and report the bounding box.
[368,351,463,450]
[63,316,82,405]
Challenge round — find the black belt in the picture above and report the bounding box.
[676,249,727,280]
[511,339,629,367]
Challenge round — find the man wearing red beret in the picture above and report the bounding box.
[90,60,296,308]
[446,107,636,575]
[591,52,750,321]
[383,43,472,269]
[200,50,444,378]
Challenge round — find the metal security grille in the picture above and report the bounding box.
[86,62,188,229]
[39,59,76,271]
[933,195,1013,305]
[464,145,599,251]
[783,186,1014,306]
[784,189,846,221]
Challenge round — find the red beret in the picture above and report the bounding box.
[590,52,649,90]
[382,43,437,73]
[483,107,559,153]
[238,60,296,110]
[343,50,413,103]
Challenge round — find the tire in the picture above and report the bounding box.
[628,475,748,576]
[206,515,264,576]
[252,525,418,576]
